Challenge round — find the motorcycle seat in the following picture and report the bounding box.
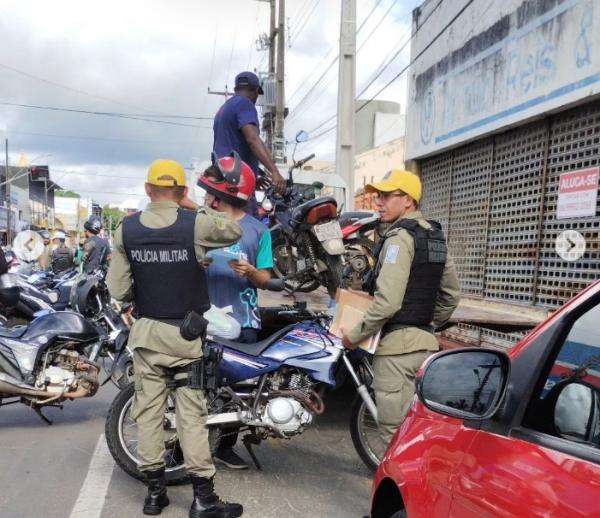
[291,196,337,225]
[0,325,27,338]
[210,324,296,357]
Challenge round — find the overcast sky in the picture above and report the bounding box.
[0,0,417,208]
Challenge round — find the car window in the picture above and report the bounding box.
[526,302,600,450]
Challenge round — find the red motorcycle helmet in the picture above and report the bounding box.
[198,151,255,208]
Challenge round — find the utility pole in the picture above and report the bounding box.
[335,0,356,210]
[273,0,285,163]
[263,0,276,152]
[5,138,11,245]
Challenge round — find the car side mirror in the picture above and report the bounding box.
[553,381,600,445]
[416,349,510,420]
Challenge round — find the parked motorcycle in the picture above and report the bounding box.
[0,269,131,423]
[339,211,380,291]
[263,154,346,299]
[105,281,384,483]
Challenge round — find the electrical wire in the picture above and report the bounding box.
[287,0,390,122]
[8,130,198,144]
[0,101,212,128]
[357,0,471,115]
[306,0,475,142]
[289,0,320,46]
[0,62,170,116]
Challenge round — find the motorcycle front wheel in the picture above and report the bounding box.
[349,394,386,472]
[105,383,219,485]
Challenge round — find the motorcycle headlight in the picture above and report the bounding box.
[262,197,273,212]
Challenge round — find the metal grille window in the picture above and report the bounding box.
[418,153,452,232]
[446,140,493,296]
[484,122,548,304]
[536,102,600,307]
[419,99,600,348]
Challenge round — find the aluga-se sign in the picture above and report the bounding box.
[557,167,599,220]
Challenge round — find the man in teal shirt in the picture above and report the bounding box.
[197,153,273,469]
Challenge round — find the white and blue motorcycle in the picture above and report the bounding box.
[105,291,384,483]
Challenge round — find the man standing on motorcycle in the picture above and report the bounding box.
[82,216,110,272]
[49,230,75,274]
[198,152,273,470]
[107,159,244,518]
[341,170,460,445]
[212,71,287,212]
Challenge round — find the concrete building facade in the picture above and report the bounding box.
[406,0,600,348]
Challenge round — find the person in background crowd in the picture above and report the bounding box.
[38,230,52,271]
[50,230,75,274]
[82,216,110,272]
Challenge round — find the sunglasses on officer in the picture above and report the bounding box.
[374,190,408,202]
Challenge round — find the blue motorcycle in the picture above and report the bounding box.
[105,303,384,483]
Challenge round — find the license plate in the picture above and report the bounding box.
[314,220,343,241]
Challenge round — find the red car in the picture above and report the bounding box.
[370,280,600,518]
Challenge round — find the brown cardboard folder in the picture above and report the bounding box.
[330,289,381,354]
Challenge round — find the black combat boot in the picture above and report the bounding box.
[189,475,243,518]
[142,468,170,515]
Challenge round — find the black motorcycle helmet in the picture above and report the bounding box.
[84,217,103,235]
[70,275,106,318]
[0,273,20,308]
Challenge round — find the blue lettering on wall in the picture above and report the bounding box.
[575,1,593,68]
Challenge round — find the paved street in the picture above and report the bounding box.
[0,290,372,518]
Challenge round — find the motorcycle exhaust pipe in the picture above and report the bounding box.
[206,411,247,427]
[0,379,49,398]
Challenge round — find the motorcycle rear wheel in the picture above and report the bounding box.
[105,383,219,485]
[272,239,320,293]
[349,394,386,472]
[323,254,346,299]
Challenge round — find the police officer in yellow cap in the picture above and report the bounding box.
[341,170,460,446]
[107,159,244,517]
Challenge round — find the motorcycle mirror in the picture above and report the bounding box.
[295,130,309,143]
[265,278,285,292]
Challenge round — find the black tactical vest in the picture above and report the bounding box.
[84,235,110,272]
[122,209,210,322]
[367,218,448,335]
[51,244,74,274]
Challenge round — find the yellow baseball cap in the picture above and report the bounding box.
[365,169,422,203]
[147,159,187,187]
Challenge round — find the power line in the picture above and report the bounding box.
[287,0,388,123]
[61,188,146,197]
[8,130,197,145]
[305,0,453,142]
[52,168,146,180]
[289,0,320,46]
[0,101,213,128]
[357,0,399,54]
[0,62,168,116]
[357,0,470,115]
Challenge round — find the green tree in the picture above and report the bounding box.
[56,190,80,198]
[102,205,125,233]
